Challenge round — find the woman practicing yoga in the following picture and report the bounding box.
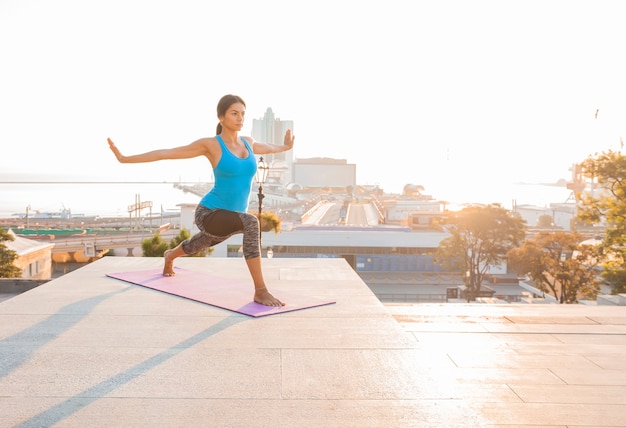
[107,94,294,307]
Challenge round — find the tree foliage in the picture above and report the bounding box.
[0,229,22,278]
[435,204,526,301]
[142,233,169,257]
[169,228,210,257]
[577,150,626,293]
[257,211,281,233]
[507,231,601,303]
[142,228,212,258]
[169,229,188,249]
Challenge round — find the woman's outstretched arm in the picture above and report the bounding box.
[250,129,295,155]
[107,137,212,164]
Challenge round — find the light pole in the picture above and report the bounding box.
[558,250,572,304]
[255,156,269,245]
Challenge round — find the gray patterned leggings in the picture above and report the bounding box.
[181,205,261,260]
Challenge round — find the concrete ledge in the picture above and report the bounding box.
[597,293,626,306]
[0,278,48,294]
[0,278,48,303]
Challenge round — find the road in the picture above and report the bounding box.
[306,202,378,226]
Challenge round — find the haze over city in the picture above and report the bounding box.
[1,0,625,209]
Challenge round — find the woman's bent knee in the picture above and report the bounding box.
[240,213,261,259]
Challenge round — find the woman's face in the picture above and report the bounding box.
[219,102,246,131]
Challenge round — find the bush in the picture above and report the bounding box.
[142,233,169,257]
[258,211,281,233]
[170,228,211,257]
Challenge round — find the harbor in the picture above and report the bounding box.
[0,212,182,237]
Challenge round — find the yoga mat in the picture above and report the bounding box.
[106,268,335,317]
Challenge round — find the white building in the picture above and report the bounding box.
[5,230,55,279]
[251,107,294,185]
[514,203,576,230]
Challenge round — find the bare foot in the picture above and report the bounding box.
[254,288,285,307]
[163,250,176,276]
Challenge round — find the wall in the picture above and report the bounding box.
[14,247,53,279]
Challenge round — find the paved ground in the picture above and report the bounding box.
[1,257,626,427]
[388,302,626,427]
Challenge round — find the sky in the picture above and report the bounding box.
[1,0,625,206]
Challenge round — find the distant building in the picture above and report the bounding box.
[5,230,54,279]
[251,108,294,185]
[383,197,442,225]
[514,205,549,228]
[178,203,201,236]
[514,203,576,230]
[251,108,359,191]
[550,203,577,229]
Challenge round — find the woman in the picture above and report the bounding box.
[107,94,294,307]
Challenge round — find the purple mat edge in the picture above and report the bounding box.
[105,269,336,318]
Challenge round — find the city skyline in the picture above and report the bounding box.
[1,1,624,205]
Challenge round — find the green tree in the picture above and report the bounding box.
[507,231,601,303]
[169,228,210,257]
[142,233,169,257]
[170,229,187,249]
[577,150,626,293]
[0,229,22,278]
[435,204,526,301]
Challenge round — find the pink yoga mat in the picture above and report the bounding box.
[106,268,335,317]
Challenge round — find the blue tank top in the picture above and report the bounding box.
[199,135,257,213]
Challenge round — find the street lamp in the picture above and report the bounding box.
[255,156,269,244]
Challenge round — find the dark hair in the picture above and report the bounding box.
[216,94,246,134]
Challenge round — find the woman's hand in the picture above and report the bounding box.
[283,129,295,150]
[107,138,126,163]
[251,131,295,155]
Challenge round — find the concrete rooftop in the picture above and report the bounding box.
[1,257,626,427]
